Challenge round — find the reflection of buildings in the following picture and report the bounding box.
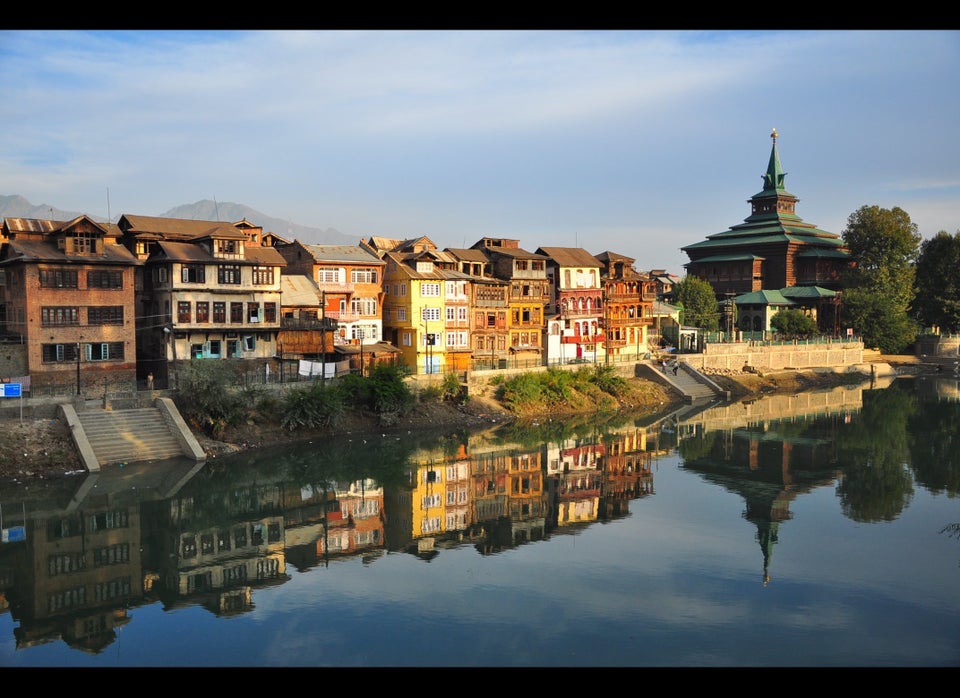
[383,434,549,557]
[545,435,604,527]
[599,425,656,520]
[678,413,846,585]
[147,478,289,614]
[0,459,202,652]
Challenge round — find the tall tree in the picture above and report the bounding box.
[673,275,719,331]
[841,205,922,353]
[914,230,960,333]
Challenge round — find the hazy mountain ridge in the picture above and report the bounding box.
[0,195,358,246]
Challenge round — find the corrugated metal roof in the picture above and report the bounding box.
[279,274,322,306]
[302,243,386,265]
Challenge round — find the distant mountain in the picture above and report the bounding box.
[0,195,358,246]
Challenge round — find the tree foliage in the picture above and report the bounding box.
[841,205,922,353]
[770,308,817,339]
[673,275,719,331]
[913,230,960,333]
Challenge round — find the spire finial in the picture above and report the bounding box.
[771,127,778,143]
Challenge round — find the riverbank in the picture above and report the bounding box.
[0,357,921,481]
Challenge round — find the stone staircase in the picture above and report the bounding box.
[74,406,194,467]
[647,360,727,402]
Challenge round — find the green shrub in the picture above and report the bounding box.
[280,381,346,430]
[173,360,248,438]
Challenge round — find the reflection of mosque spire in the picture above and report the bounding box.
[756,520,779,586]
[745,492,792,586]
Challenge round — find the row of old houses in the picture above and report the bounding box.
[0,129,854,395]
[0,211,680,394]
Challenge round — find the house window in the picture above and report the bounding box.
[196,302,209,323]
[243,335,256,351]
[156,267,168,284]
[42,343,81,363]
[421,282,440,297]
[402,332,411,346]
[351,268,378,284]
[70,231,97,254]
[397,307,407,321]
[88,306,124,325]
[351,297,377,316]
[39,269,78,288]
[252,266,274,285]
[248,303,260,323]
[87,270,123,289]
[218,265,242,284]
[227,339,241,357]
[213,302,226,323]
[264,302,276,323]
[178,302,192,324]
[207,340,222,357]
[41,307,79,326]
[216,239,238,255]
[181,264,205,283]
[87,342,124,361]
[230,302,243,323]
[422,307,440,322]
[317,268,342,284]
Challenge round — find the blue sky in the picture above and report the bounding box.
[1,29,958,274]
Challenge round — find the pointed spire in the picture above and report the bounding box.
[761,127,787,193]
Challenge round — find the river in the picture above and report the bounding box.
[1,374,958,667]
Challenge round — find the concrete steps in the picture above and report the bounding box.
[75,407,187,466]
[649,360,726,402]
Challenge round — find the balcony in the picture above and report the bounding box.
[325,310,360,323]
[280,317,339,331]
[315,281,355,293]
[562,308,603,319]
[561,334,605,344]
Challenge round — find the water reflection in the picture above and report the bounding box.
[1,375,959,663]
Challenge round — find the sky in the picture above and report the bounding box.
[1,29,958,274]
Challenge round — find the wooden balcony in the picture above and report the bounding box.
[561,334,605,344]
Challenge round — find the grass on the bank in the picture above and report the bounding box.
[173,360,467,438]
[491,364,629,414]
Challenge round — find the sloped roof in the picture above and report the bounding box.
[382,251,448,280]
[119,214,241,239]
[688,253,766,263]
[245,246,287,265]
[595,250,635,264]
[444,247,489,262]
[1,238,138,265]
[301,243,385,265]
[152,240,286,265]
[779,285,837,299]
[733,289,796,306]
[279,274,322,306]
[536,246,601,267]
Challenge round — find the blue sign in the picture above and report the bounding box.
[2,383,21,398]
[2,526,26,543]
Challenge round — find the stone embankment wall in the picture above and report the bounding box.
[679,339,864,373]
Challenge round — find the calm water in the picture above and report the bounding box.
[1,374,958,667]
